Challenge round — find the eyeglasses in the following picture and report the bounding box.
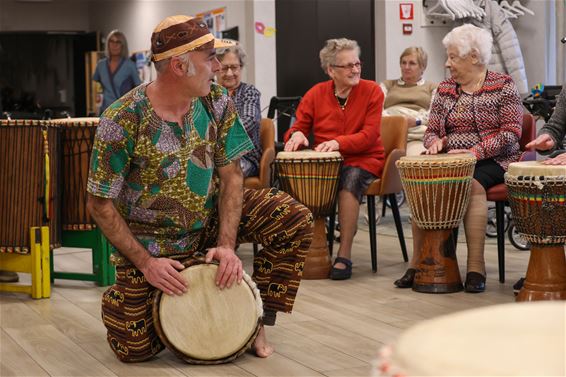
[108,39,122,45]
[220,64,241,73]
[331,61,362,70]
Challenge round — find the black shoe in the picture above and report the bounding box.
[394,268,415,288]
[465,272,486,293]
[513,277,525,296]
[330,257,352,280]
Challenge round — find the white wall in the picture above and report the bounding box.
[376,0,557,90]
[250,0,276,116]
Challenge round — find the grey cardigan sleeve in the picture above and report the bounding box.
[537,86,566,155]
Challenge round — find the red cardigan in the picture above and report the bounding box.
[284,79,385,177]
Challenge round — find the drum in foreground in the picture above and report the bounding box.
[274,150,343,279]
[0,119,61,252]
[153,260,263,364]
[374,302,566,376]
[397,153,476,293]
[505,161,566,301]
[50,117,99,230]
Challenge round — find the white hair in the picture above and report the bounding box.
[217,43,247,67]
[442,24,492,65]
[319,38,361,72]
[153,52,195,76]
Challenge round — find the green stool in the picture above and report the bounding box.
[51,228,115,286]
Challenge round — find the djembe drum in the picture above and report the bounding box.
[397,153,477,293]
[49,117,114,286]
[505,161,566,301]
[153,259,263,364]
[374,302,566,376]
[0,120,61,252]
[50,117,99,230]
[274,151,343,279]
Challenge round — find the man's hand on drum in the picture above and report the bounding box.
[284,131,309,151]
[315,139,339,152]
[139,256,187,296]
[526,134,555,152]
[205,246,243,289]
[542,152,566,165]
[425,136,447,154]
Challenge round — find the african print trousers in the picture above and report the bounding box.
[101,187,313,362]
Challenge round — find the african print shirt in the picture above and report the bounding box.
[87,83,253,264]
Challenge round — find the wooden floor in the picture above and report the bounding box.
[1,205,530,377]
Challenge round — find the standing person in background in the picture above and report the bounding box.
[381,47,437,156]
[216,44,262,178]
[93,30,142,114]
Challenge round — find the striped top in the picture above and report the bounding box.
[424,71,522,171]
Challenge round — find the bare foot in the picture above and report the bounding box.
[252,325,274,358]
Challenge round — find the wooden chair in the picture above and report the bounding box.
[244,118,276,254]
[327,115,409,272]
[486,113,536,283]
[243,118,276,189]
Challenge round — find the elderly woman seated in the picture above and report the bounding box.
[381,47,437,156]
[284,38,385,280]
[216,44,262,178]
[394,24,523,292]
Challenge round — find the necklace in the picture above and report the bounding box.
[334,91,348,110]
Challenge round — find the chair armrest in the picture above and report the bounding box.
[379,148,406,195]
[259,146,275,187]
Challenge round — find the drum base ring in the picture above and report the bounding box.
[413,282,464,294]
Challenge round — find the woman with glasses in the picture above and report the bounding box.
[216,44,262,178]
[283,38,385,280]
[394,24,522,293]
[381,47,437,156]
[93,30,141,114]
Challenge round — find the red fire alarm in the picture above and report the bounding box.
[400,3,414,20]
[403,23,413,35]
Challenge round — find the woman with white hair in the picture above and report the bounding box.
[394,24,522,292]
[284,38,385,280]
[93,30,141,114]
[216,44,262,178]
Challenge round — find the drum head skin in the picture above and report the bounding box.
[276,150,342,160]
[390,302,566,376]
[155,263,261,363]
[507,161,566,177]
[398,152,476,164]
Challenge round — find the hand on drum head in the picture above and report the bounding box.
[205,246,243,289]
[314,139,339,152]
[425,136,447,155]
[541,152,566,165]
[139,257,187,296]
[526,134,555,152]
[284,131,309,151]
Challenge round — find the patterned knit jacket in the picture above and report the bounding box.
[424,70,522,171]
